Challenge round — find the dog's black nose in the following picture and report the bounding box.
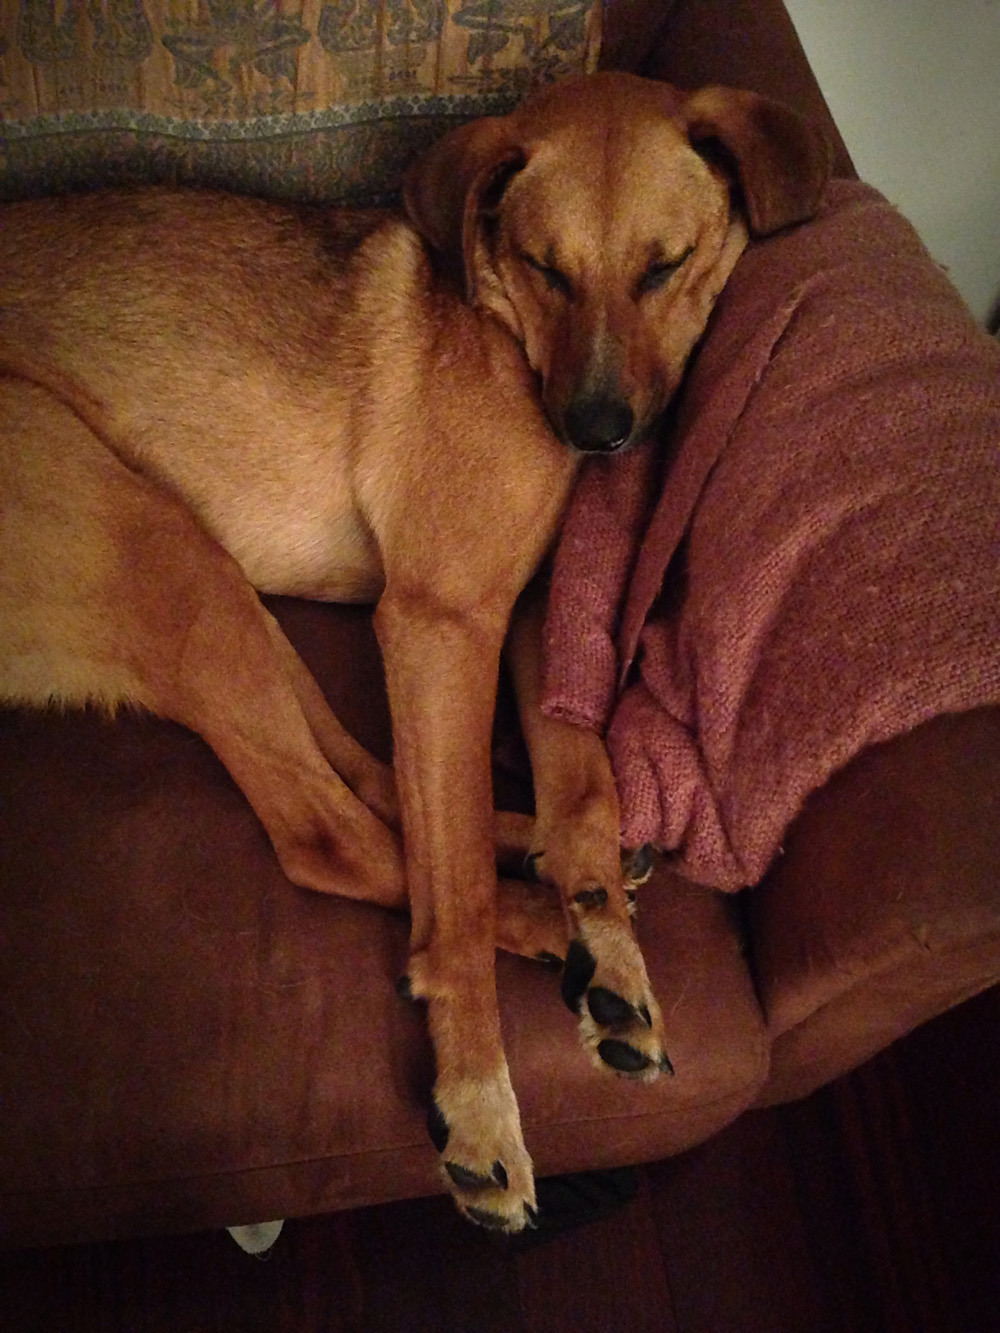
[563,396,634,453]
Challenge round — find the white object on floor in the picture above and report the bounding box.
[226,1219,285,1256]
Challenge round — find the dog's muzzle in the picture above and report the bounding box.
[562,394,635,454]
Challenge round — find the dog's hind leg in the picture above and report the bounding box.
[260,616,401,830]
[0,380,405,906]
[1,381,564,962]
[505,582,673,1081]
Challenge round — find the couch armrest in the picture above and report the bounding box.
[750,708,1000,1104]
[642,0,855,178]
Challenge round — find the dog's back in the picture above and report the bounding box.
[0,189,548,606]
[0,190,379,477]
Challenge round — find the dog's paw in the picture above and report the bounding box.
[427,1066,537,1233]
[560,887,673,1082]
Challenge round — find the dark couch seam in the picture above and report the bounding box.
[1,1074,771,1204]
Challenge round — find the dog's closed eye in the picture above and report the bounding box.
[634,246,695,298]
[520,251,574,300]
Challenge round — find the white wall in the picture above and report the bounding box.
[783,0,1000,327]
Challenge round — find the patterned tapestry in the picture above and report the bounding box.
[0,1,601,202]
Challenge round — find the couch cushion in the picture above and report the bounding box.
[0,600,766,1248]
[0,0,600,204]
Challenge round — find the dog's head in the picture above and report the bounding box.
[404,72,831,453]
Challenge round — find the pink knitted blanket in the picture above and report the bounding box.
[542,181,1000,890]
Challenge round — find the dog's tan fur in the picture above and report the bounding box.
[0,73,829,1230]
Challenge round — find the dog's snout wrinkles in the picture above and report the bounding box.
[563,395,634,453]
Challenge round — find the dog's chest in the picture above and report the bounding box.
[126,402,386,605]
[206,484,384,604]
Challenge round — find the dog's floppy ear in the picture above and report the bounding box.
[680,86,831,235]
[403,118,526,301]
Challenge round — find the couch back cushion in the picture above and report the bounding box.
[0,0,601,203]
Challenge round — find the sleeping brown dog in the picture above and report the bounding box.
[0,72,829,1231]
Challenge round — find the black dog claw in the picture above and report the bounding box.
[523,850,544,881]
[597,1038,651,1074]
[427,1100,450,1153]
[465,1206,509,1232]
[624,844,655,884]
[492,1159,509,1189]
[560,940,597,1013]
[446,1161,495,1191]
[572,886,609,909]
[395,974,414,1001]
[587,986,635,1027]
[535,950,564,969]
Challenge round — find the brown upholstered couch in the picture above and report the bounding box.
[2,0,998,1249]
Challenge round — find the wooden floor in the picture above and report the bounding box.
[3,986,998,1333]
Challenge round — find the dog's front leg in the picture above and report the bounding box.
[506,583,673,1081]
[375,590,536,1233]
